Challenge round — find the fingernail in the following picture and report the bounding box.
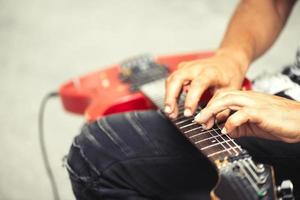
[221,127,227,134]
[201,124,207,129]
[169,113,177,119]
[184,109,192,117]
[164,106,171,114]
[194,114,201,122]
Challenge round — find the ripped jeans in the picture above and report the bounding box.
[66,110,300,200]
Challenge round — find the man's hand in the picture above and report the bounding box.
[163,0,296,119]
[195,90,300,143]
[164,50,248,118]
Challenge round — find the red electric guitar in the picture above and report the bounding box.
[59,52,294,199]
[59,51,251,122]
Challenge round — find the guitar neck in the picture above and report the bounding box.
[140,79,243,163]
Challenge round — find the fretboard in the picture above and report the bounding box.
[140,79,242,162]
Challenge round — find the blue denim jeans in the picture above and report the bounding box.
[66,110,300,200]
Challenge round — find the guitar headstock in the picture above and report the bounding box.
[211,153,294,200]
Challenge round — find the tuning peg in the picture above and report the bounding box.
[277,180,294,200]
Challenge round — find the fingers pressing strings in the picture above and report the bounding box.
[164,74,186,118]
[195,92,251,123]
[164,67,200,118]
[184,78,211,117]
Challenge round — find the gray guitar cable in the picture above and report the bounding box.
[38,91,60,200]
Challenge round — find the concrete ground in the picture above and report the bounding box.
[0,0,299,199]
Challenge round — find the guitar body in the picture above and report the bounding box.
[59,51,251,122]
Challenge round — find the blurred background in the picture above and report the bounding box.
[0,0,299,199]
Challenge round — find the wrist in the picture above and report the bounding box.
[216,47,251,74]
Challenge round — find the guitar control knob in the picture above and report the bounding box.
[232,165,240,172]
[277,180,294,200]
[258,175,267,184]
[256,163,265,173]
[257,164,264,170]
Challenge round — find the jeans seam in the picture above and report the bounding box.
[97,118,133,156]
[70,140,102,177]
[126,112,162,155]
[157,109,167,119]
[82,125,103,149]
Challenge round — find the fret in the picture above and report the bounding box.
[220,140,239,151]
[202,135,233,156]
[178,121,197,129]
[180,123,238,157]
[196,139,223,152]
[200,140,232,150]
[207,147,240,158]
[223,142,240,155]
[190,131,226,143]
[185,131,231,157]
[187,125,239,157]
[188,128,218,138]
[175,118,193,125]
[210,128,240,155]
[184,126,204,137]
[199,144,225,158]
[140,80,242,163]
[189,130,214,143]
[179,123,200,133]
[194,134,230,145]
[187,129,212,143]
[172,114,190,122]
[176,119,194,127]
[196,139,219,149]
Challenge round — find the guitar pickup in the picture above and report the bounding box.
[118,54,169,91]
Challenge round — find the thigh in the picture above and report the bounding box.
[66,110,217,200]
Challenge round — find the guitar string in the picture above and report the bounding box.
[209,118,240,155]
[181,124,232,156]
[211,128,239,155]
[152,96,238,157]
[166,97,238,155]
[187,100,241,155]
[179,98,242,155]
[141,81,241,158]
[196,106,239,156]
[148,93,237,154]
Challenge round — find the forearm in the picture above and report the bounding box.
[217,0,296,72]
